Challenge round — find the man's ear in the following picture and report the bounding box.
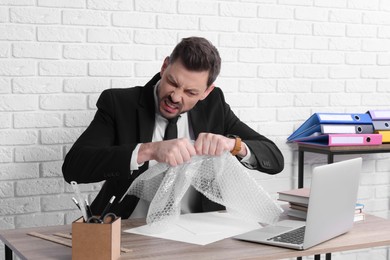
[200,84,215,100]
[160,56,170,76]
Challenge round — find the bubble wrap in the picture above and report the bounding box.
[126,152,283,229]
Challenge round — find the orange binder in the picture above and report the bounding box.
[375,131,390,143]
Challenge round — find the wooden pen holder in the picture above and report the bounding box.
[72,217,121,260]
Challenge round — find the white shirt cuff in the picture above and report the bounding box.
[130,143,144,173]
[237,143,257,169]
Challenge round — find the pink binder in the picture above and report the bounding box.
[297,133,382,146]
[328,134,382,146]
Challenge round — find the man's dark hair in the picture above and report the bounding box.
[169,37,221,87]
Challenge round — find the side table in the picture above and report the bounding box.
[297,143,390,188]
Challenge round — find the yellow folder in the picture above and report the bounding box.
[375,130,390,143]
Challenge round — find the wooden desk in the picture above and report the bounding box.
[297,143,390,188]
[1,214,390,260]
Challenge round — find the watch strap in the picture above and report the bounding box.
[227,135,241,156]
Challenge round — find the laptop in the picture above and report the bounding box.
[234,157,362,250]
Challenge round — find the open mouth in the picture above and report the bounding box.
[162,99,180,114]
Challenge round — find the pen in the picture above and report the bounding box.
[70,181,88,221]
[99,196,115,221]
[119,184,132,203]
[85,199,93,219]
[72,197,81,210]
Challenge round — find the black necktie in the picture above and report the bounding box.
[163,116,179,140]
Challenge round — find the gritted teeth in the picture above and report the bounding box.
[165,100,178,109]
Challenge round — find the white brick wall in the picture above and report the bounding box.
[1,1,390,259]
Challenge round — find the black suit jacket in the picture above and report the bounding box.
[62,73,284,218]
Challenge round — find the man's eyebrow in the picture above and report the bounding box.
[166,74,202,93]
[167,74,177,84]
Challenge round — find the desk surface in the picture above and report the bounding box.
[297,143,390,153]
[1,214,390,260]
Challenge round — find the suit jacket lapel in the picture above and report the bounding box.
[189,103,208,138]
[138,108,154,143]
[137,73,160,143]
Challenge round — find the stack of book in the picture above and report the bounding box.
[287,112,382,146]
[367,110,390,143]
[354,203,365,222]
[278,188,310,219]
[278,188,365,222]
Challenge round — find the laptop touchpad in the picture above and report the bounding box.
[235,225,293,241]
[260,225,292,235]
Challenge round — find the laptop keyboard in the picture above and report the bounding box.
[267,226,306,245]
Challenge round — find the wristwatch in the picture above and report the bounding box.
[227,134,241,156]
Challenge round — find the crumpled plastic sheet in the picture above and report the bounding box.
[126,151,283,230]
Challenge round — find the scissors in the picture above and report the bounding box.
[87,213,117,224]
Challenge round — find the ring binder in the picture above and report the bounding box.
[367,110,390,120]
[296,133,382,147]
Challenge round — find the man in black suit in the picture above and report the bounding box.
[62,37,284,218]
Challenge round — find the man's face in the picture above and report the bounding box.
[157,58,214,119]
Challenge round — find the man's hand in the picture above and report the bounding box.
[138,138,196,167]
[138,134,247,167]
[194,133,237,156]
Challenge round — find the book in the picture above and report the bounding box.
[287,208,307,219]
[355,203,364,210]
[279,187,366,221]
[353,203,365,222]
[354,212,365,222]
[289,203,308,211]
[296,133,382,147]
[288,209,365,222]
[278,188,310,205]
[286,202,364,221]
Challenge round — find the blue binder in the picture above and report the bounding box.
[287,113,373,142]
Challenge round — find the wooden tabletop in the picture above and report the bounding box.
[1,214,390,260]
[297,143,390,153]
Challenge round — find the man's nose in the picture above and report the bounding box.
[170,89,182,103]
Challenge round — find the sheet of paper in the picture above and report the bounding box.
[124,212,261,245]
